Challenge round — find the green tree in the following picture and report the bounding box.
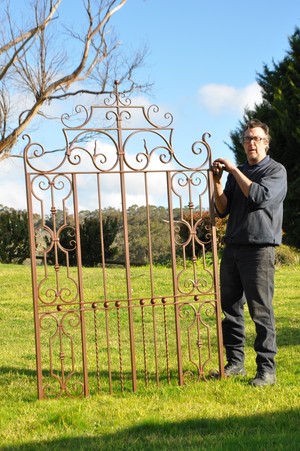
[45,209,120,267]
[227,27,300,247]
[0,206,30,263]
[80,213,120,267]
[123,205,171,265]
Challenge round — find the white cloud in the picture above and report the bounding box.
[0,142,176,212]
[0,157,27,210]
[198,82,262,115]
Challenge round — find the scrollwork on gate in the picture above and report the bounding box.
[24,81,224,399]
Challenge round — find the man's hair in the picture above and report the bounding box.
[242,119,271,150]
[243,119,271,140]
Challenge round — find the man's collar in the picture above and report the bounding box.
[246,155,270,168]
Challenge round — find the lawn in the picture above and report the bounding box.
[0,263,299,450]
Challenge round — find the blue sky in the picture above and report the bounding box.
[112,0,299,156]
[1,0,299,210]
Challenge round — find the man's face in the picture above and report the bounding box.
[243,127,268,165]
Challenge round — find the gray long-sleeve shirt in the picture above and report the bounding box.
[218,156,287,246]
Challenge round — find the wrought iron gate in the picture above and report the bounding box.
[23,81,224,399]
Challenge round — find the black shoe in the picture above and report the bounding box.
[224,362,246,377]
[249,371,276,387]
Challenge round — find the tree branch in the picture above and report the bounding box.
[0,0,61,80]
[0,0,151,156]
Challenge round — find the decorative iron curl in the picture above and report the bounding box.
[51,174,72,194]
[23,135,45,160]
[39,312,58,332]
[178,302,197,327]
[145,104,173,128]
[170,172,190,199]
[92,139,120,172]
[42,380,62,399]
[62,310,81,329]
[157,145,174,164]
[173,219,191,246]
[104,91,117,106]
[66,145,85,166]
[170,132,212,171]
[171,170,208,199]
[31,174,51,199]
[35,228,52,254]
[38,277,57,305]
[194,217,212,246]
[57,282,78,305]
[182,370,198,383]
[37,273,78,305]
[198,301,216,323]
[39,284,57,305]
[191,132,211,164]
[177,270,197,296]
[40,311,83,398]
[119,109,131,121]
[23,135,67,173]
[104,84,132,107]
[65,379,84,398]
[194,272,214,294]
[190,171,208,196]
[122,130,174,171]
[105,108,132,124]
[66,131,119,172]
[61,104,91,129]
[117,92,132,107]
[177,266,214,295]
[57,225,76,252]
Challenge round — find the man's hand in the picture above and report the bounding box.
[211,159,228,214]
[213,158,236,175]
[212,160,224,182]
[213,157,252,198]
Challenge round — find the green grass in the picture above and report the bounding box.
[0,263,300,450]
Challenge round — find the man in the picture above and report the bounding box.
[212,119,287,387]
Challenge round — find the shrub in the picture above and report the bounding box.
[275,244,300,266]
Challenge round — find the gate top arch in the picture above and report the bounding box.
[23,81,224,399]
[24,80,212,174]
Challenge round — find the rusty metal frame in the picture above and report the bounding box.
[23,81,224,399]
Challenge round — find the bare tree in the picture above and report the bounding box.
[0,0,150,156]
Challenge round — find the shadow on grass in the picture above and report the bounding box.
[2,409,300,450]
[0,365,180,386]
[276,324,300,346]
[0,367,37,377]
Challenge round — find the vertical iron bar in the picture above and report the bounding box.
[166,171,183,385]
[144,171,155,296]
[72,173,89,396]
[140,301,149,387]
[162,299,171,383]
[104,305,113,394]
[114,81,137,391]
[196,316,204,379]
[116,303,125,392]
[207,167,225,378]
[97,173,108,299]
[93,306,101,394]
[25,171,44,399]
[151,301,159,385]
[58,324,65,390]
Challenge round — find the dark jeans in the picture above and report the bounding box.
[220,244,276,373]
